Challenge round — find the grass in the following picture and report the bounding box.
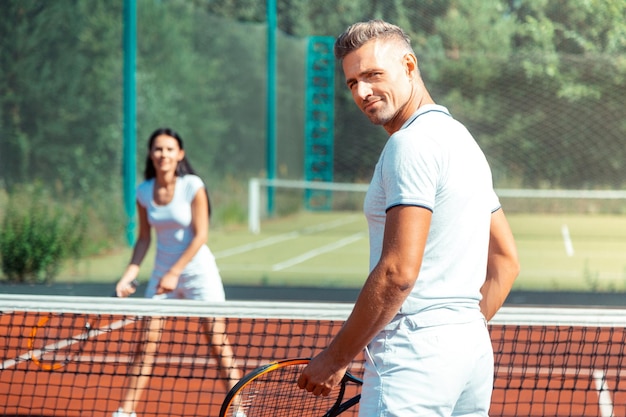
[508,214,626,291]
[56,211,626,292]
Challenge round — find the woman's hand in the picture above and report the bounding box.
[157,271,179,294]
[115,277,139,298]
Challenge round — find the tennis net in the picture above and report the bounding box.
[1,294,626,417]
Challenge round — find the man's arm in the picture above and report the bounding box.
[297,205,432,396]
[480,208,520,321]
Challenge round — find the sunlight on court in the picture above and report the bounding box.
[213,213,369,286]
[210,211,626,291]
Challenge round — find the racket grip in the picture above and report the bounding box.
[112,279,140,297]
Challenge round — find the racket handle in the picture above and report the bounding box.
[112,279,139,297]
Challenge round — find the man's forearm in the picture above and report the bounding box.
[325,266,413,366]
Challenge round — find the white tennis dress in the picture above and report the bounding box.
[136,174,225,302]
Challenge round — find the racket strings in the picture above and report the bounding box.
[232,365,341,417]
[30,313,109,369]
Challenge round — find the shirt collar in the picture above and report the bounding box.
[400,104,451,130]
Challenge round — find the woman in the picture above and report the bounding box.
[113,127,242,417]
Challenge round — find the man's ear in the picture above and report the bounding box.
[404,53,419,79]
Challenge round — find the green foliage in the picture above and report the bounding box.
[0,0,625,263]
[0,1,123,192]
[0,185,87,283]
[79,185,129,254]
[2,0,625,191]
[209,176,248,227]
[213,201,247,226]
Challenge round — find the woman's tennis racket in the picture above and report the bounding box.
[28,313,101,371]
[219,358,362,417]
[112,278,140,297]
[29,279,139,370]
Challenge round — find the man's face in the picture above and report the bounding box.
[342,39,413,128]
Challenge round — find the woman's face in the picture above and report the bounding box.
[149,134,185,175]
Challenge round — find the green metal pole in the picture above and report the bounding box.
[266,0,277,215]
[123,0,137,245]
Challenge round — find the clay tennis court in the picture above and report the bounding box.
[2,300,625,416]
[1,300,358,417]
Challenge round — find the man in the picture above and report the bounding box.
[297,20,520,416]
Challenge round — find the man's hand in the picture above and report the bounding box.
[297,350,348,396]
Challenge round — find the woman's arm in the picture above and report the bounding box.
[116,202,151,297]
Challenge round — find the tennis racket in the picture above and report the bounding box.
[112,278,140,297]
[219,358,362,417]
[29,279,139,370]
[28,312,102,371]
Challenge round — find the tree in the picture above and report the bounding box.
[0,1,123,193]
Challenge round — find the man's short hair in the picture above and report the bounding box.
[334,19,413,61]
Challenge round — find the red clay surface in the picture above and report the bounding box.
[2,311,624,417]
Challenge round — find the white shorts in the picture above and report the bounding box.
[144,262,226,302]
[359,317,493,417]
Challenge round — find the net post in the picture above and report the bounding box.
[249,178,261,234]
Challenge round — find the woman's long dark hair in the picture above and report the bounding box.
[144,127,211,217]
[144,127,196,179]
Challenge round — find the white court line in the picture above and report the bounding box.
[593,370,615,417]
[272,232,365,271]
[214,215,363,259]
[561,224,575,257]
[2,317,135,370]
[496,366,616,416]
[213,232,300,258]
